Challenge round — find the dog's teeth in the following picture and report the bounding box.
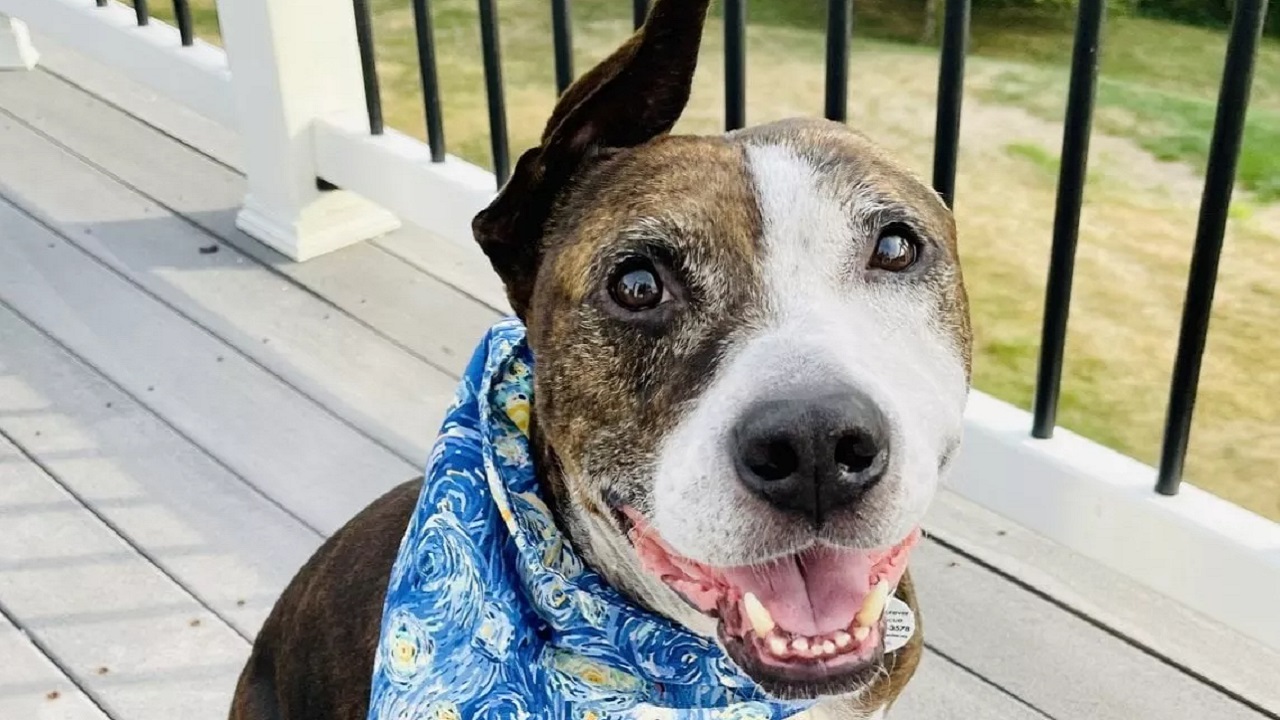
[767,635,789,656]
[742,593,776,637]
[791,637,810,653]
[855,580,890,627]
[834,631,852,648]
[821,640,837,655]
[854,626,871,642]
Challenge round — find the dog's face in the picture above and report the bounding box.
[473,0,970,705]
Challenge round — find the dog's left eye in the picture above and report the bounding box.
[609,259,665,312]
[869,226,920,273]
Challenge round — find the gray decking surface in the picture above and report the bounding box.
[1,42,1277,720]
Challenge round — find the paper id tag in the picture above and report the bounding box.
[883,596,917,653]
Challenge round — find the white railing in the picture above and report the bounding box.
[0,12,37,69]
[1,0,1277,653]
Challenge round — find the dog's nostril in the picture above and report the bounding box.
[834,432,879,474]
[745,438,800,482]
[734,389,890,523]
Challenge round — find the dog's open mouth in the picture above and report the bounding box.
[622,508,920,693]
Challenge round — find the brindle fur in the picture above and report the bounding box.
[230,0,962,715]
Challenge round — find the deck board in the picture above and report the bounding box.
[0,303,321,635]
[892,650,1045,719]
[0,42,1273,720]
[0,611,112,720]
[0,434,246,720]
[0,107,462,466]
[0,194,415,533]
[0,67,505,377]
[912,542,1265,719]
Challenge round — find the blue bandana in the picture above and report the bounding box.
[366,318,814,720]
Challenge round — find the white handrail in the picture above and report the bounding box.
[0,0,403,260]
[0,12,37,69]
[215,0,399,260]
[0,0,232,124]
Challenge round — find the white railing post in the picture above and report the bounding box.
[214,0,399,261]
[0,13,38,70]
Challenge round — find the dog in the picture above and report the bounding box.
[228,0,970,717]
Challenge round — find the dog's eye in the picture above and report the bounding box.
[608,259,665,312]
[869,226,919,272]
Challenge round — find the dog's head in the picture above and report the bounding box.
[473,0,970,704]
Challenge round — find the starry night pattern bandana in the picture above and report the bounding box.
[366,318,815,720]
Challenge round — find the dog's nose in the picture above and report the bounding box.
[733,388,890,525]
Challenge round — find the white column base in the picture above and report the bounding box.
[237,190,401,262]
[0,16,38,70]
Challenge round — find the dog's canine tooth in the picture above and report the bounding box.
[742,592,776,636]
[767,635,789,656]
[853,626,871,642]
[855,580,890,627]
[833,630,852,648]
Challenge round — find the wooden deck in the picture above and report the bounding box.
[2,39,1279,720]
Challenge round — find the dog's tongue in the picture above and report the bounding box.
[720,546,877,637]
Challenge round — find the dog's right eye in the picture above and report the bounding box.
[608,259,665,312]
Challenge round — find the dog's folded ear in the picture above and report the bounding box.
[472,0,714,318]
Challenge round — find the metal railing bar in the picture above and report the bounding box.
[1156,0,1268,496]
[931,0,969,208]
[724,0,746,131]
[1030,0,1104,439]
[171,0,193,47]
[133,0,149,26]
[552,0,574,95]
[633,0,649,30]
[352,0,385,135]
[412,0,448,161]
[824,0,852,122]
[478,0,511,185]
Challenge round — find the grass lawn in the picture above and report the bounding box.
[153,1,1280,521]
[975,13,1280,201]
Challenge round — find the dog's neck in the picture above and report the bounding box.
[528,422,658,605]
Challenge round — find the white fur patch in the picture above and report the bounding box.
[651,143,968,564]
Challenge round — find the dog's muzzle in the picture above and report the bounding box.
[733,384,890,526]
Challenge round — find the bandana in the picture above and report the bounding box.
[367,318,815,720]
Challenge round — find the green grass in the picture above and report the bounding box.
[970,11,1280,201]
[160,2,1280,200]
[1004,141,1059,174]
[984,65,1280,201]
[148,1,1280,521]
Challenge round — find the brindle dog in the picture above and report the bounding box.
[228,0,971,717]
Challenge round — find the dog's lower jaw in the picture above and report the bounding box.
[543,475,924,713]
[556,481,724,639]
[528,435,720,636]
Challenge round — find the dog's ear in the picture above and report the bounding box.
[472,0,714,318]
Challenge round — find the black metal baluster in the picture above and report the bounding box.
[552,0,574,95]
[352,0,384,135]
[133,0,149,26]
[1031,0,1104,439]
[824,0,852,122]
[1156,0,1268,496]
[633,0,649,30]
[724,0,746,131]
[171,0,194,46]
[478,0,511,185]
[931,0,969,208]
[96,0,107,7]
[412,0,448,161]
